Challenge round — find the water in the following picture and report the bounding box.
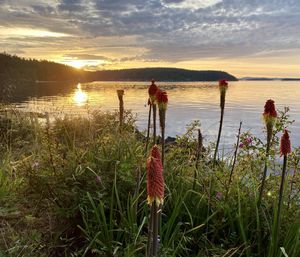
[7,80,300,150]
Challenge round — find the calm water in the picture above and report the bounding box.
[10,81,300,150]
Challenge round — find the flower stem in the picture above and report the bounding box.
[214,106,224,162]
[152,203,159,257]
[152,104,157,145]
[147,204,154,257]
[258,137,271,207]
[145,103,152,153]
[147,203,159,257]
[269,154,288,257]
[159,109,166,166]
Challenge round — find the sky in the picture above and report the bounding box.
[0,0,300,78]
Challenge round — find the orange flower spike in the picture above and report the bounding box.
[148,79,158,103]
[156,89,168,110]
[263,99,277,125]
[146,145,164,206]
[280,130,291,156]
[219,79,228,93]
[218,79,228,109]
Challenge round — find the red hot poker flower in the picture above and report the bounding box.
[264,99,277,118]
[218,79,228,109]
[219,79,228,87]
[147,145,164,206]
[280,130,291,156]
[263,99,277,127]
[148,80,158,102]
[156,89,168,110]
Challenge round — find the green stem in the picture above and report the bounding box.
[145,103,152,153]
[147,204,154,257]
[213,107,224,162]
[275,155,287,254]
[152,203,159,257]
[161,128,165,166]
[153,104,157,145]
[159,108,166,166]
[258,139,271,207]
[268,155,287,257]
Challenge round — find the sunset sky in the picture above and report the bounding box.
[1,0,300,78]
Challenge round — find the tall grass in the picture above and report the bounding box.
[0,105,299,256]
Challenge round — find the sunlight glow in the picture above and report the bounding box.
[0,26,71,38]
[61,59,107,70]
[73,84,88,106]
[68,60,86,69]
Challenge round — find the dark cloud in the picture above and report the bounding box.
[31,4,56,15]
[63,53,113,61]
[58,0,83,12]
[163,0,184,3]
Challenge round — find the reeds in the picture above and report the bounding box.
[146,145,164,257]
[258,99,277,206]
[193,128,203,190]
[226,121,242,199]
[213,79,228,162]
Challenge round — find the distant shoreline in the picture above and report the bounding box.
[240,77,300,81]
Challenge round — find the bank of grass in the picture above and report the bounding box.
[0,108,299,257]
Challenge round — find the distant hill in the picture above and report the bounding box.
[0,53,237,85]
[90,68,237,82]
[240,77,300,81]
[240,77,278,81]
[0,53,85,83]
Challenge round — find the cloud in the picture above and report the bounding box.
[58,0,84,12]
[162,0,222,9]
[0,0,300,74]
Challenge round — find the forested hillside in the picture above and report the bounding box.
[0,53,237,87]
[0,53,84,83]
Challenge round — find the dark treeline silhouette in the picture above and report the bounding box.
[0,53,237,83]
[91,67,237,82]
[0,53,85,83]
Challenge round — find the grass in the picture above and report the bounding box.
[0,106,299,257]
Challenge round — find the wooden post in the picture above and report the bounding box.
[117,90,124,130]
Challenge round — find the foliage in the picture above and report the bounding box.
[0,108,299,257]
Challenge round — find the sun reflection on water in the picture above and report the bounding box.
[73,83,88,106]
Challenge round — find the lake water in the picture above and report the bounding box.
[7,81,300,151]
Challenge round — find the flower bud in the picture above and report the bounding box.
[280,130,291,156]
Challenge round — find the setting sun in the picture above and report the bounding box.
[60,58,107,70]
[66,60,85,69]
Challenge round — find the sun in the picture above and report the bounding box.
[68,60,85,69]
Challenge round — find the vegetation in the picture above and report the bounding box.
[0,53,85,83]
[0,103,299,256]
